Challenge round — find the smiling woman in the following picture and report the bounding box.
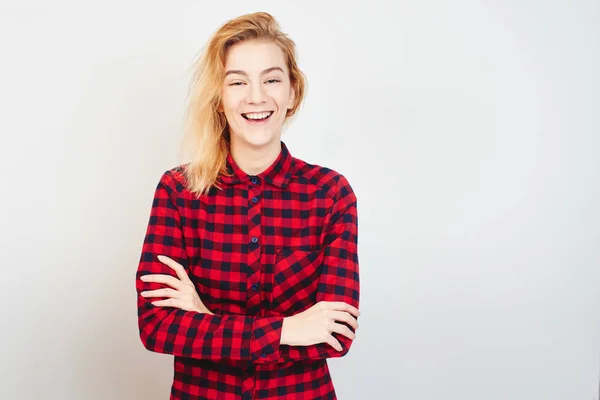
[135,11,360,400]
[220,41,295,145]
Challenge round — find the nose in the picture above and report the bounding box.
[246,82,267,104]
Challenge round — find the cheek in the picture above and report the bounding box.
[221,89,241,110]
[273,90,291,110]
[221,106,240,127]
[280,86,294,106]
[221,100,240,121]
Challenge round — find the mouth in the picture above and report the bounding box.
[241,111,274,125]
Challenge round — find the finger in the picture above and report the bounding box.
[140,274,184,290]
[151,298,174,307]
[141,288,179,299]
[153,298,196,312]
[329,311,359,330]
[157,255,192,284]
[151,298,182,309]
[330,323,356,341]
[325,301,360,317]
[325,335,343,352]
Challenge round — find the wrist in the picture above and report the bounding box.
[281,317,290,345]
[194,306,213,315]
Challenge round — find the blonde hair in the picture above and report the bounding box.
[179,12,307,197]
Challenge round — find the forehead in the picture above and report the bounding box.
[224,40,288,74]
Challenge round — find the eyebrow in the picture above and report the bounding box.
[225,66,284,77]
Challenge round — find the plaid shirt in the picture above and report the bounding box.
[136,141,360,399]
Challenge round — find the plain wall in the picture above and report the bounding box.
[0,0,598,399]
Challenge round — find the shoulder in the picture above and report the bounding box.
[291,157,356,202]
[154,163,189,197]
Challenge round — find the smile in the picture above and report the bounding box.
[241,111,274,124]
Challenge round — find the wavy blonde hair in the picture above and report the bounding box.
[179,12,307,197]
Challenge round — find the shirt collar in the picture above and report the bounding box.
[219,141,294,188]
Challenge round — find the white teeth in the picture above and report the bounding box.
[243,111,273,120]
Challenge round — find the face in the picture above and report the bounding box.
[220,40,295,149]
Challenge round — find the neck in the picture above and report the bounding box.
[229,139,281,176]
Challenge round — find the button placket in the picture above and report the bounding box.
[246,177,263,312]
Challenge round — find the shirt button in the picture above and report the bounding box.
[251,283,260,291]
[251,196,259,203]
[251,177,259,185]
[251,236,258,244]
[261,353,267,358]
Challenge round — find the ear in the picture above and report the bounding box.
[287,85,296,110]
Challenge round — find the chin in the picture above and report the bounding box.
[242,130,278,147]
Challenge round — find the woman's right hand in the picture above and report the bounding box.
[280,301,360,351]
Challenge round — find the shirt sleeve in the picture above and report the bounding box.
[277,174,360,361]
[135,171,284,364]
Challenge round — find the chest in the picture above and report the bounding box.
[177,184,331,315]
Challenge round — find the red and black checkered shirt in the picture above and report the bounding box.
[136,141,360,399]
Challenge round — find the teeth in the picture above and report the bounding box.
[244,111,273,120]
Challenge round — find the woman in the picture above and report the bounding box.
[135,12,360,400]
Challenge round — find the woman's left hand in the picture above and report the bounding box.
[140,255,213,315]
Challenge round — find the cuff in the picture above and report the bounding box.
[250,316,284,364]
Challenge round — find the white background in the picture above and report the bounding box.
[0,1,598,399]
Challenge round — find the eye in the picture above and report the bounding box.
[229,81,244,86]
[265,79,281,84]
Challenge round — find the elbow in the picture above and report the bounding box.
[138,325,166,355]
[137,300,162,353]
[138,323,155,352]
[139,333,150,351]
[340,342,352,357]
[137,311,162,353]
[337,322,358,358]
[333,336,354,358]
[336,348,350,358]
